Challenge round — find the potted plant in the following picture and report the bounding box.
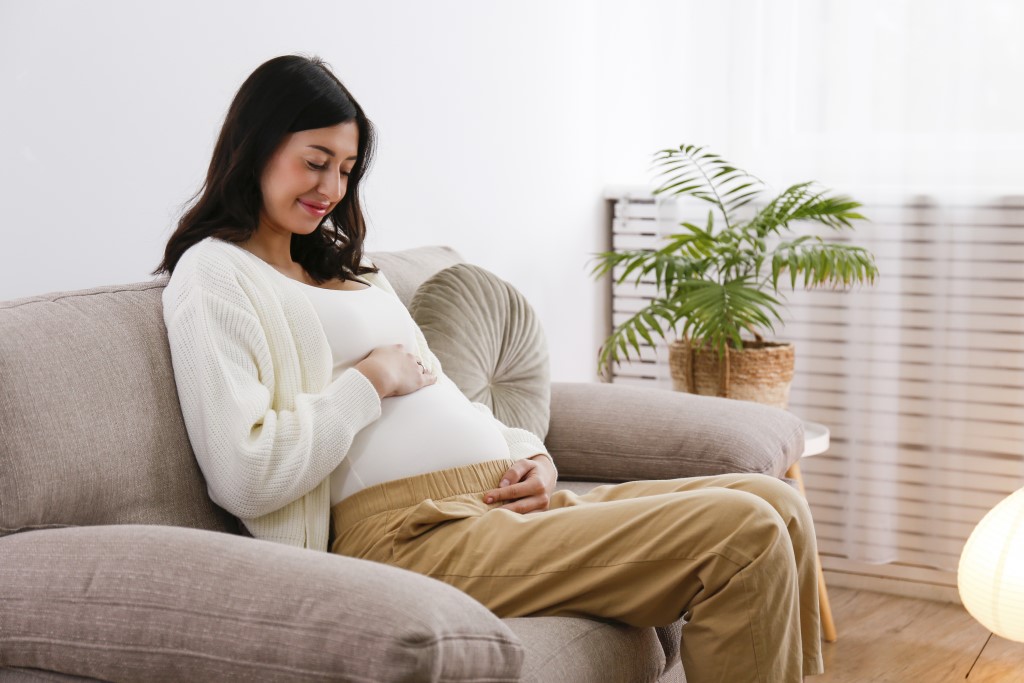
[590,144,879,408]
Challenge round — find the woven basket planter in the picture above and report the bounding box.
[668,339,795,409]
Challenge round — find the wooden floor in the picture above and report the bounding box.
[818,587,1024,682]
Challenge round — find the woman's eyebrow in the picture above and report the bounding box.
[308,144,358,160]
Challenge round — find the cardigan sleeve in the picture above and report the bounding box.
[163,282,382,520]
[364,262,554,474]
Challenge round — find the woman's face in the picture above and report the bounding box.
[258,121,359,236]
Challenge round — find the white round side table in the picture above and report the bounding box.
[786,420,837,643]
[802,421,830,457]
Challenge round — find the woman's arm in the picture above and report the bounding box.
[163,283,382,520]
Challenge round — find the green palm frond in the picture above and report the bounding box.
[588,241,716,295]
[750,182,866,236]
[596,299,679,376]
[667,279,784,358]
[771,240,879,290]
[650,145,764,228]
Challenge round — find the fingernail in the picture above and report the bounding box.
[484,496,493,504]
[500,479,510,488]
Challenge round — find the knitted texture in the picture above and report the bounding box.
[162,237,549,551]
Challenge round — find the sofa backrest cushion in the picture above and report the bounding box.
[366,245,465,307]
[0,281,239,537]
[410,264,550,440]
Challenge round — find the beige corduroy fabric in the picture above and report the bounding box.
[410,263,551,440]
[0,525,524,682]
[0,281,238,537]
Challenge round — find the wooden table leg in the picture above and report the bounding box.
[786,461,838,643]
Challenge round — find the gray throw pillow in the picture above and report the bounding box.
[410,263,550,440]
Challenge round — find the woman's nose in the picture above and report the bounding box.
[319,172,346,203]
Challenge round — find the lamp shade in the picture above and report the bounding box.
[958,487,1024,642]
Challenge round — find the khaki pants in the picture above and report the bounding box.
[330,459,823,683]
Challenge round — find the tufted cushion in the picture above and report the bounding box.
[410,264,550,440]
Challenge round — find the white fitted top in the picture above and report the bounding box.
[253,261,510,505]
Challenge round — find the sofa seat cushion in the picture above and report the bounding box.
[505,616,667,683]
[410,263,550,439]
[0,525,523,683]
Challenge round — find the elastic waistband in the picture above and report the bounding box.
[332,458,516,526]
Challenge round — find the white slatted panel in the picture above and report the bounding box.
[606,192,1024,596]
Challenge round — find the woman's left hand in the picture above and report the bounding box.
[483,455,558,514]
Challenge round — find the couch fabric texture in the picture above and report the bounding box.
[0,243,806,683]
[0,280,238,538]
[0,525,522,682]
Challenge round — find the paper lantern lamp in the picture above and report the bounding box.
[958,487,1024,641]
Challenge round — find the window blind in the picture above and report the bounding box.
[605,189,1024,601]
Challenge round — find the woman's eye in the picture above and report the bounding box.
[306,161,329,171]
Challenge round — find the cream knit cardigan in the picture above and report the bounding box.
[162,236,551,552]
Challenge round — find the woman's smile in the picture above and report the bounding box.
[298,198,329,217]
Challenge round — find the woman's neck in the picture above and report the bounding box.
[238,231,294,270]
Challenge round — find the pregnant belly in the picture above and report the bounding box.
[330,381,510,503]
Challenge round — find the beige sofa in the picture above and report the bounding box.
[0,245,804,682]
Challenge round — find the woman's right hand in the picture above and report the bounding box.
[354,344,436,398]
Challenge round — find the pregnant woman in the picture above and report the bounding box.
[154,54,823,682]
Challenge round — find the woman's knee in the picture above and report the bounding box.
[727,473,811,527]
[699,489,804,579]
[698,488,791,553]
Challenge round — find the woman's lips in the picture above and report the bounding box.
[298,199,329,217]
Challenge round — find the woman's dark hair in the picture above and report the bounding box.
[152,54,378,282]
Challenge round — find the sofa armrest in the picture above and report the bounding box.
[0,525,523,683]
[546,382,804,482]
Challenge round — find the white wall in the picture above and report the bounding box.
[0,0,613,382]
